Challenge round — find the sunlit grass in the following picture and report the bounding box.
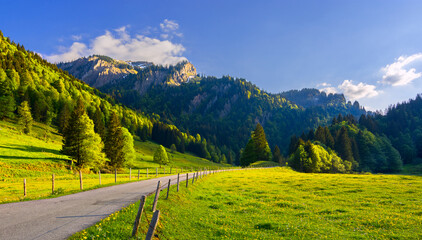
[72,168,422,239]
[0,119,226,203]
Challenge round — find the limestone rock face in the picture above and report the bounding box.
[58,56,139,88]
[58,56,197,95]
[166,62,197,86]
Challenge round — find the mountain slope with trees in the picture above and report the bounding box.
[288,114,403,173]
[0,30,225,168]
[59,56,365,162]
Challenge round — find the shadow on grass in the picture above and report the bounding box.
[0,155,69,163]
[0,144,61,155]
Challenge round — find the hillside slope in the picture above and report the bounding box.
[0,30,224,164]
[59,56,365,157]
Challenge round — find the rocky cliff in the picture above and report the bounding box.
[58,56,197,94]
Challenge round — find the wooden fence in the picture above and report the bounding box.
[20,167,233,197]
[130,167,255,240]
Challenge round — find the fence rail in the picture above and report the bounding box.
[11,167,241,200]
[129,167,268,239]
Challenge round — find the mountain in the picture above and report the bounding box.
[59,56,365,159]
[58,56,196,93]
[279,88,362,110]
[0,31,225,164]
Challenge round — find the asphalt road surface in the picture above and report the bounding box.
[0,172,199,240]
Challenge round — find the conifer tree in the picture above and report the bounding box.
[335,126,355,163]
[153,145,169,167]
[62,98,105,169]
[314,126,326,144]
[105,111,124,168]
[0,70,16,120]
[288,135,299,155]
[272,145,285,165]
[93,106,105,140]
[240,138,256,167]
[252,123,272,161]
[104,111,136,169]
[18,101,32,134]
[58,103,71,133]
[324,126,335,149]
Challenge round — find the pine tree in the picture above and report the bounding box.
[252,123,272,161]
[324,126,335,149]
[93,106,106,140]
[0,70,16,120]
[288,135,299,155]
[272,145,285,165]
[62,99,105,169]
[18,101,32,134]
[335,126,355,163]
[153,145,169,167]
[240,138,256,167]
[314,126,326,144]
[105,111,124,169]
[58,103,71,133]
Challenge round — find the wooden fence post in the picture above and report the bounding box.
[177,173,180,192]
[79,170,83,190]
[138,169,140,180]
[115,169,117,183]
[166,179,171,200]
[192,172,195,184]
[52,173,55,194]
[99,170,101,185]
[23,179,27,197]
[147,168,149,178]
[145,210,160,240]
[131,195,146,237]
[186,173,189,188]
[152,181,161,212]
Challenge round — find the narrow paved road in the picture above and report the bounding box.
[0,172,200,240]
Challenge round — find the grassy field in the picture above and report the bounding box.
[0,119,226,203]
[71,167,422,239]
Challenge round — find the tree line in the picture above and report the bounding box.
[288,114,402,173]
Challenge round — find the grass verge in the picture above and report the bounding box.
[70,167,422,239]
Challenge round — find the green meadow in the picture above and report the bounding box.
[0,120,225,203]
[71,167,422,239]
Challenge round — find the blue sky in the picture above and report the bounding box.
[2,0,422,111]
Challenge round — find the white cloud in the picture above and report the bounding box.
[45,25,187,65]
[380,53,422,86]
[71,35,82,41]
[338,80,379,101]
[159,19,183,39]
[47,42,88,63]
[317,82,337,94]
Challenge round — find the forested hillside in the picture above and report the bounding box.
[0,31,225,166]
[288,114,402,173]
[60,57,365,161]
[359,95,422,165]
